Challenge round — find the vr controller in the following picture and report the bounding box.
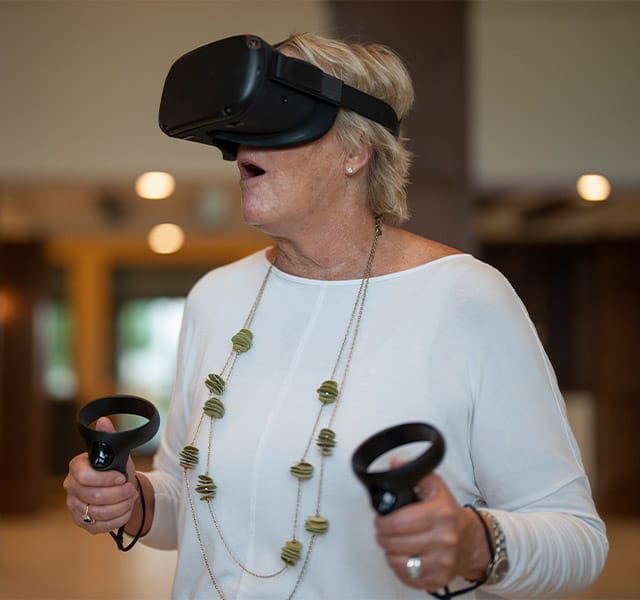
[351,422,445,515]
[76,395,159,552]
[77,395,160,476]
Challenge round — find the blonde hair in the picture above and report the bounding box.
[280,33,415,225]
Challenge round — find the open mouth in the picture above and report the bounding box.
[239,160,266,180]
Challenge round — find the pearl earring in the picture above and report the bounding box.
[346,166,354,175]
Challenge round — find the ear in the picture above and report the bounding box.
[344,138,371,176]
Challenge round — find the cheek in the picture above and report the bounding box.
[297,155,343,194]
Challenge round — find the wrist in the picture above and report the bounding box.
[124,472,153,537]
[461,505,493,582]
[481,510,510,585]
[463,505,510,586]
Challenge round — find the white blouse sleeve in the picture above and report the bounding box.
[460,262,608,598]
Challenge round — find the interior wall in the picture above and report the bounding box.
[0,1,330,183]
[470,0,640,190]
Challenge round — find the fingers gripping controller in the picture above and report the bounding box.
[352,424,494,599]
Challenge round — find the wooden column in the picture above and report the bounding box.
[0,241,47,512]
[67,248,114,405]
[595,241,640,514]
[329,1,473,252]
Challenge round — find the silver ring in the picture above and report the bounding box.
[82,504,96,525]
[405,555,424,580]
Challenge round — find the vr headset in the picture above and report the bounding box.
[158,34,400,160]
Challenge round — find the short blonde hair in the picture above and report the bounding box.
[280,33,415,225]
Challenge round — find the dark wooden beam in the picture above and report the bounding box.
[329,1,473,252]
[0,241,48,512]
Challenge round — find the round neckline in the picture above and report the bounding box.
[259,249,472,286]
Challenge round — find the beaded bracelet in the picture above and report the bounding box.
[109,474,146,552]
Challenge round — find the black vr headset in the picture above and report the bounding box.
[158,34,400,160]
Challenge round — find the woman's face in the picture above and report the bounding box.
[236,128,349,237]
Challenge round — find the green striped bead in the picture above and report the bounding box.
[317,380,339,404]
[316,428,336,456]
[290,461,314,480]
[280,539,303,566]
[231,328,253,353]
[179,445,199,469]
[203,397,225,419]
[195,474,217,501]
[305,515,329,534]
[205,373,225,395]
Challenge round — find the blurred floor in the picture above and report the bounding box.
[0,477,637,599]
[0,476,176,600]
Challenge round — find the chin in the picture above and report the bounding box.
[240,204,274,234]
[240,199,264,226]
[240,191,280,230]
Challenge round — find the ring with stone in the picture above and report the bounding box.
[405,555,424,580]
[82,504,96,524]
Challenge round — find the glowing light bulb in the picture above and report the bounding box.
[147,223,185,254]
[576,174,611,202]
[135,171,176,199]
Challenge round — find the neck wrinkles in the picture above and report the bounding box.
[268,215,380,281]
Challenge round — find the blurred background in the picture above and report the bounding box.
[1,1,638,598]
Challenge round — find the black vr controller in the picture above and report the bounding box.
[351,422,445,515]
[77,394,160,477]
[76,395,159,552]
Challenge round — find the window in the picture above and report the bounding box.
[116,297,184,451]
[113,267,210,452]
[39,298,77,400]
[38,267,77,402]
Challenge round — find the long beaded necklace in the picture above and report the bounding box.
[179,217,383,599]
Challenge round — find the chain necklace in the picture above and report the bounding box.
[180,217,383,599]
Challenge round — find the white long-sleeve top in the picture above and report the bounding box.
[142,250,607,599]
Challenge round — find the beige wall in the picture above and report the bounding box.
[470,0,640,190]
[0,1,329,183]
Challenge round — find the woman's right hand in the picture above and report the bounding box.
[63,417,139,535]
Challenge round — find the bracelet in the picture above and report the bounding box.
[427,504,494,599]
[464,504,495,584]
[109,474,146,552]
[482,510,510,584]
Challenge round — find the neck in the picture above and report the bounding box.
[267,213,380,280]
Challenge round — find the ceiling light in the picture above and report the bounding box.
[135,171,176,199]
[147,223,185,254]
[576,174,611,202]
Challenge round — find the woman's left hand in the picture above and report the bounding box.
[374,472,490,592]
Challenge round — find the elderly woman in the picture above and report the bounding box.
[65,33,607,599]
